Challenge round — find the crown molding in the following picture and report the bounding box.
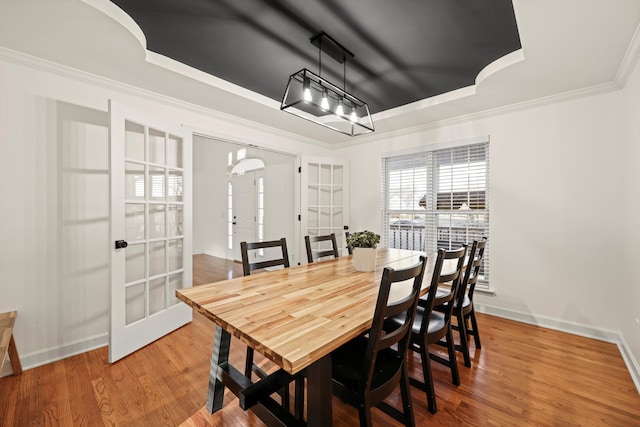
[372,49,525,124]
[349,80,620,148]
[615,21,640,88]
[0,47,328,151]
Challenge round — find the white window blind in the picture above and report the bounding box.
[382,141,490,286]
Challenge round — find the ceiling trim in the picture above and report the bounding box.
[372,49,525,123]
[0,44,624,152]
[146,51,280,111]
[86,0,283,111]
[0,46,330,150]
[353,80,621,148]
[615,22,640,88]
[82,0,146,48]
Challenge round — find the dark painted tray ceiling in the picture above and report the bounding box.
[111,0,521,115]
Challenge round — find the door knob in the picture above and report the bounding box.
[115,240,128,249]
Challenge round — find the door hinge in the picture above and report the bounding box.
[298,214,301,221]
[298,166,301,173]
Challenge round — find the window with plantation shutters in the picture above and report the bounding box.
[382,139,490,287]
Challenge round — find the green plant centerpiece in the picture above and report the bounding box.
[346,230,381,249]
[347,231,380,272]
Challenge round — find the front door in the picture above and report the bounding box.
[231,170,261,261]
[109,100,192,363]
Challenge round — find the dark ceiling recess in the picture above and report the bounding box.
[110,0,521,115]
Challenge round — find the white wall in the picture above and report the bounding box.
[0,53,332,374]
[336,78,639,380]
[621,55,640,369]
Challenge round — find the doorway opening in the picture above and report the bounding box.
[192,135,298,265]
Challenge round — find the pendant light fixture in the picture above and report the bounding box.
[280,32,374,137]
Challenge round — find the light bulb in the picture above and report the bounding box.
[303,78,312,103]
[350,108,358,123]
[320,89,329,111]
[336,98,344,116]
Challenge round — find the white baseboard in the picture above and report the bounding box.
[0,333,108,378]
[476,303,640,394]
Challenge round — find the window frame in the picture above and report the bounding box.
[381,136,490,290]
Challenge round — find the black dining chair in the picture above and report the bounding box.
[304,233,339,263]
[240,237,290,277]
[388,247,466,414]
[442,241,477,367]
[240,238,294,410]
[455,238,487,353]
[434,238,487,367]
[331,255,427,427]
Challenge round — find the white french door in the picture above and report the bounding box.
[231,171,261,262]
[109,100,192,363]
[300,156,349,258]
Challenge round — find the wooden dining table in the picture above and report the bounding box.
[176,248,435,427]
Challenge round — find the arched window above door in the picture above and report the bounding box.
[229,157,265,175]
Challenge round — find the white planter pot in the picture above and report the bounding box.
[352,247,377,272]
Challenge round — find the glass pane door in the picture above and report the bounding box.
[109,100,192,363]
[301,157,349,257]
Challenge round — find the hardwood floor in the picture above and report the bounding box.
[1,254,639,426]
[192,254,244,286]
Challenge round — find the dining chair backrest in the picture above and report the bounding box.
[402,247,466,414]
[447,238,486,367]
[304,233,339,263]
[240,238,290,276]
[239,237,295,407]
[454,240,478,310]
[418,246,467,336]
[331,255,428,425]
[466,238,487,301]
[364,255,428,388]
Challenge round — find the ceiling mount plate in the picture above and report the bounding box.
[310,32,354,64]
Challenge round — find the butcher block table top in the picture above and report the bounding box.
[176,248,435,375]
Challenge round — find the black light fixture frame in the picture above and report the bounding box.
[280,32,374,137]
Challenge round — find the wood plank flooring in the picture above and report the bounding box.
[1,254,639,426]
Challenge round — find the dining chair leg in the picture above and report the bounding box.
[358,406,373,427]
[468,309,482,349]
[445,326,461,386]
[419,344,437,414]
[400,366,416,427]
[455,311,472,367]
